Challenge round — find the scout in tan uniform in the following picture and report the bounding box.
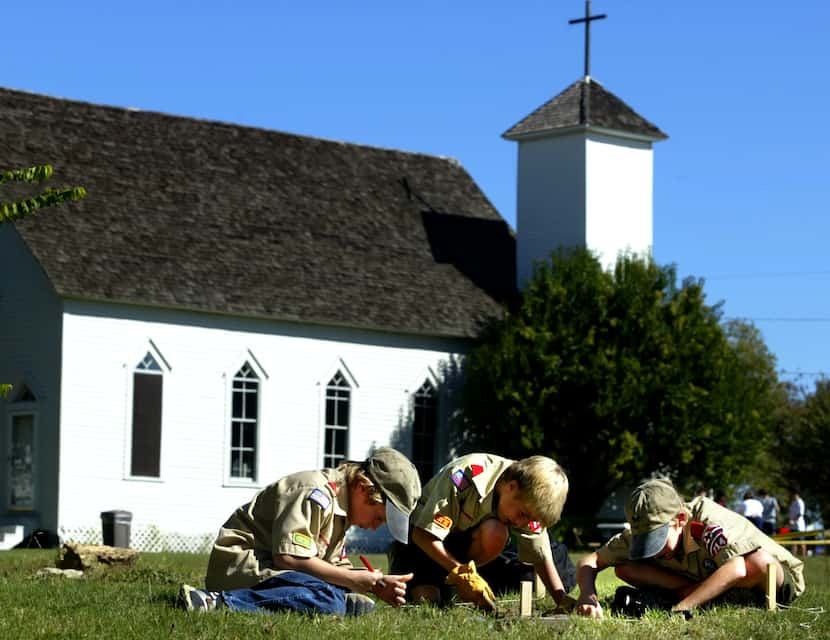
[389,453,570,610]
[179,448,421,616]
[576,478,805,618]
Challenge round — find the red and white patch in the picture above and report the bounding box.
[433,514,453,529]
[469,464,484,477]
[528,521,542,533]
[702,524,728,557]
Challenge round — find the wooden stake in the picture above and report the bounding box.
[766,562,777,611]
[520,580,533,617]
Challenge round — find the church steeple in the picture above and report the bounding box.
[503,3,668,285]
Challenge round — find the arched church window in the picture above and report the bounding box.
[323,371,350,468]
[411,380,437,482]
[131,352,163,477]
[230,362,259,481]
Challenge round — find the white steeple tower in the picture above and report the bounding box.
[503,3,667,286]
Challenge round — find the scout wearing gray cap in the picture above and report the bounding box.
[625,478,685,560]
[362,447,421,545]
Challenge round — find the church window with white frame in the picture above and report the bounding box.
[323,371,350,468]
[131,352,163,477]
[411,379,438,482]
[230,362,259,481]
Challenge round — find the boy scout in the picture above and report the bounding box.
[576,478,805,618]
[389,453,570,610]
[180,448,421,615]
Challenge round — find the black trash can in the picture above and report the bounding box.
[101,510,132,548]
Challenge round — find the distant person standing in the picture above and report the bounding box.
[740,492,764,529]
[759,488,780,535]
[788,489,807,557]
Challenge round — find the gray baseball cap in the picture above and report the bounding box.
[625,478,685,560]
[363,447,421,544]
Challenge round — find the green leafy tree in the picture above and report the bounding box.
[775,379,830,525]
[455,248,781,517]
[1,164,86,398]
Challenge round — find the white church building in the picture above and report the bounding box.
[0,77,665,551]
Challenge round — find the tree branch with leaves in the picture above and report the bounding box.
[1,164,86,223]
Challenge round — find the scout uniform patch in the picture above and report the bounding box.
[450,469,470,491]
[308,488,331,510]
[528,521,542,533]
[434,514,453,529]
[701,524,728,557]
[470,464,484,477]
[292,531,314,549]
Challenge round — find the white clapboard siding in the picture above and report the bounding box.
[57,300,466,542]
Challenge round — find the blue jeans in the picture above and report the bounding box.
[219,571,347,615]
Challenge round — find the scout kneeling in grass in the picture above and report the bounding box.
[179,448,421,616]
[389,453,570,611]
[576,478,805,618]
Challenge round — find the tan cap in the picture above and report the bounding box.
[363,447,421,544]
[625,478,685,560]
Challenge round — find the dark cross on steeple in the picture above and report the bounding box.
[568,1,607,79]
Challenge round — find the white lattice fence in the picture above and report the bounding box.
[59,525,214,553]
[57,525,392,554]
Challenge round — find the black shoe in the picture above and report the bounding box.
[611,586,676,618]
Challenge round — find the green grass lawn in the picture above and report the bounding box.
[1,550,827,639]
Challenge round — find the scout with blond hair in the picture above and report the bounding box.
[389,453,570,610]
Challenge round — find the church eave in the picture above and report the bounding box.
[503,123,667,144]
[58,291,493,342]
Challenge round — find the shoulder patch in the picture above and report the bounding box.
[308,488,331,510]
[469,464,484,477]
[689,521,706,540]
[702,524,728,557]
[433,514,453,529]
[292,531,314,550]
[450,469,470,491]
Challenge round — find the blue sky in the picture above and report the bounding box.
[5,1,829,385]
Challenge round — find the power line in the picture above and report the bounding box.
[704,270,830,280]
[725,316,830,323]
[779,370,828,379]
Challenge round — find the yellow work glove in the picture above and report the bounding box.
[552,594,577,614]
[445,561,497,612]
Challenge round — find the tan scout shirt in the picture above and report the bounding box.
[205,468,351,590]
[598,496,805,596]
[412,453,553,564]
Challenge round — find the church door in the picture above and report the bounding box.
[8,413,35,511]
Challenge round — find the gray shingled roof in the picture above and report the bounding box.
[502,78,668,141]
[1,88,516,339]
